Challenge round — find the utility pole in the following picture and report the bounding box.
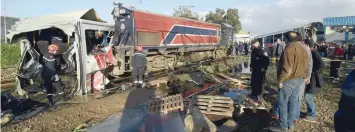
[3,0,8,43]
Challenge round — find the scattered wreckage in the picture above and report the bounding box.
[6,2,237,98]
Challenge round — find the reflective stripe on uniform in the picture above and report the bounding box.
[43,56,55,61]
[133,52,146,57]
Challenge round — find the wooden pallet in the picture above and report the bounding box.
[146,94,184,114]
[191,95,234,117]
[236,97,267,115]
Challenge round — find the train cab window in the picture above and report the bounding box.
[85,30,112,55]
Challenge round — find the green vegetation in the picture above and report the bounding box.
[172,5,200,20]
[1,43,21,69]
[172,6,242,33]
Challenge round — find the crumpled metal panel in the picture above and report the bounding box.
[6,8,106,40]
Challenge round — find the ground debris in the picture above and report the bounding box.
[184,107,217,132]
[218,119,239,132]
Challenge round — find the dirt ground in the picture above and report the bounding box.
[1,63,348,132]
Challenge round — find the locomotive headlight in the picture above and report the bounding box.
[120,23,126,31]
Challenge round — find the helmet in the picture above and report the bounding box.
[136,46,143,51]
[48,44,59,54]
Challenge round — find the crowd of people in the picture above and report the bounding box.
[316,41,355,60]
[248,31,355,132]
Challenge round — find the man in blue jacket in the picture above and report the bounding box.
[334,68,355,132]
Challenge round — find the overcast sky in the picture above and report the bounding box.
[2,0,355,35]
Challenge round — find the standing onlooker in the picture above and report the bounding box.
[318,42,325,57]
[330,43,344,83]
[348,44,354,60]
[273,38,286,66]
[295,36,313,123]
[238,42,244,55]
[334,68,355,132]
[301,39,325,122]
[270,31,308,132]
[131,46,147,88]
[273,38,286,58]
[244,43,249,55]
[343,44,348,60]
[235,42,240,56]
[250,39,270,101]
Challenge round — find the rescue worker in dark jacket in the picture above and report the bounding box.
[131,46,147,88]
[250,39,270,100]
[41,44,63,106]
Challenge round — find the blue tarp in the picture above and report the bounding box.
[323,16,355,26]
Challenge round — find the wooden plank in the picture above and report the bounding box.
[200,111,233,117]
[1,83,15,89]
[196,106,233,112]
[194,99,234,104]
[217,73,243,85]
[191,102,233,107]
[196,95,233,100]
[1,78,15,84]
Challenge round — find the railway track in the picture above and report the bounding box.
[96,57,231,93]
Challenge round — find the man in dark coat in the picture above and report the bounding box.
[244,43,249,55]
[301,39,325,122]
[131,46,147,88]
[250,39,270,101]
[348,44,354,60]
[334,68,355,132]
[273,38,286,58]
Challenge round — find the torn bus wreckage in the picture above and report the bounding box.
[7,8,116,96]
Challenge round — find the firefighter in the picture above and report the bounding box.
[250,39,270,101]
[131,46,147,88]
[42,44,63,106]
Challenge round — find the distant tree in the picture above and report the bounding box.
[205,8,225,23]
[205,8,242,33]
[172,5,199,20]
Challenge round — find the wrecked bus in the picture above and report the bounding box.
[7,9,116,96]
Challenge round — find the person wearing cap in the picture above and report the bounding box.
[42,44,64,106]
[131,46,147,88]
[330,43,344,83]
[249,39,270,101]
[269,31,308,132]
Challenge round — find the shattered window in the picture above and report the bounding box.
[85,30,112,55]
